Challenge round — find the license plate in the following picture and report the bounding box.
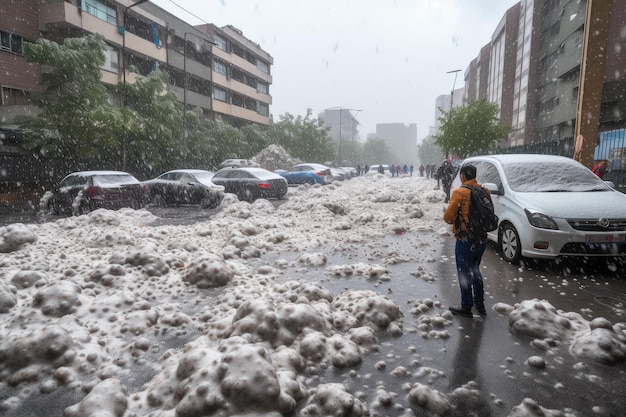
[586,234,626,243]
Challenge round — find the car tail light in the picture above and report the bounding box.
[258,183,271,189]
[87,186,102,197]
[315,171,323,176]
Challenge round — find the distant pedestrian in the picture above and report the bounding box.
[410,165,415,176]
[377,164,385,175]
[396,165,402,177]
[418,164,424,177]
[356,164,361,176]
[403,164,408,175]
[364,165,369,175]
[390,164,396,177]
[592,160,609,179]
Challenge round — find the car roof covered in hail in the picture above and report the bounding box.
[463,154,581,165]
[218,167,285,179]
[63,170,138,178]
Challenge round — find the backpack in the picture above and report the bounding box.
[458,185,499,238]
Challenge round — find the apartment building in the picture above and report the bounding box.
[458,0,626,160]
[0,0,272,128]
[374,123,418,166]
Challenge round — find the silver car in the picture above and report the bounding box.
[451,154,626,263]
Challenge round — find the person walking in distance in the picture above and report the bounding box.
[591,160,609,179]
[443,164,489,317]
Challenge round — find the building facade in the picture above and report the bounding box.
[457,0,625,162]
[375,123,418,166]
[0,0,272,128]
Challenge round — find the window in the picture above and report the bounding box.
[257,60,269,74]
[102,44,119,73]
[0,31,24,54]
[1,87,29,106]
[257,82,268,94]
[213,87,227,102]
[82,0,117,25]
[214,60,227,76]
[214,34,227,51]
[258,102,269,117]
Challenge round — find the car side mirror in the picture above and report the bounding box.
[482,182,501,196]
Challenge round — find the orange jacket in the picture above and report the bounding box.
[443,178,488,238]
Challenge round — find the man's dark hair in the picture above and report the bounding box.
[460,164,477,180]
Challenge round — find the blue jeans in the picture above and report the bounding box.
[455,238,487,309]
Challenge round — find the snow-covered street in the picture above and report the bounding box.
[1,174,625,417]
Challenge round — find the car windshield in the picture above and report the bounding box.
[503,161,610,192]
[190,172,214,182]
[92,175,139,186]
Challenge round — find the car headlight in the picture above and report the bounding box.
[524,209,558,230]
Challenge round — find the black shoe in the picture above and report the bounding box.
[449,306,473,317]
[474,304,487,315]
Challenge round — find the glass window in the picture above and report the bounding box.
[257,60,269,74]
[102,44,118,72]
[214,34,227,51]
[83,0,117,25]
[213,87,227,102]
[258,102,269,117]
[214,60,227,76]
[257,82,268,94]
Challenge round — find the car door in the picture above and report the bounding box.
[474,160,504,240]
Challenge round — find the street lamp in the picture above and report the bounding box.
[446,69,462,113]
[120,0,149,171]
[445,69,462,159]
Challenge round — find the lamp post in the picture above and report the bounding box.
[446,69,462,114]
[445,69,462,159]
[120,0,149,171]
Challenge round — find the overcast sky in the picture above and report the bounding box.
[151,0,520,140]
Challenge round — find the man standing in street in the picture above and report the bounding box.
[443,164,488,317]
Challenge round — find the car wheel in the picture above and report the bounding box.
[74,201,91,216]
[305,178,316,185]
[238,186,256,203]
[499,223,521,264]
[151,192,165,207]
[47,200,59,215]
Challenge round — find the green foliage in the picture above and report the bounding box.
[361,137,395,165]
[18,34,118,163]
[434,99,512,158]
[120,69,184,175]
[268,109,335,163]
[417,136,444,165]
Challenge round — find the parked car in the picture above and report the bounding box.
[338,166,358,177]
[219,159,260,168]
[602,170,626,194]
[41,171,146,216]
[451,154,626,263]
[142,169,224,208]
[210,167,288,202]
[277,163,334,185]
[366,164,390,175]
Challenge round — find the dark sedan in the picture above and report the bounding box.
[142,169,224,208]
[41,171,146,216]
[211,167,288,202]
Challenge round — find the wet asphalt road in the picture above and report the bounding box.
[1,202,625,416]
[269,230,626,417]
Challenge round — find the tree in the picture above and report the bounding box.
[119,69,184,175]
[268,109,335,163]
[18,34,118,166]
[361,137,395,165]
[435,99,512,158]
[417,136,444,166]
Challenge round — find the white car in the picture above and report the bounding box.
[451,154,626,263]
